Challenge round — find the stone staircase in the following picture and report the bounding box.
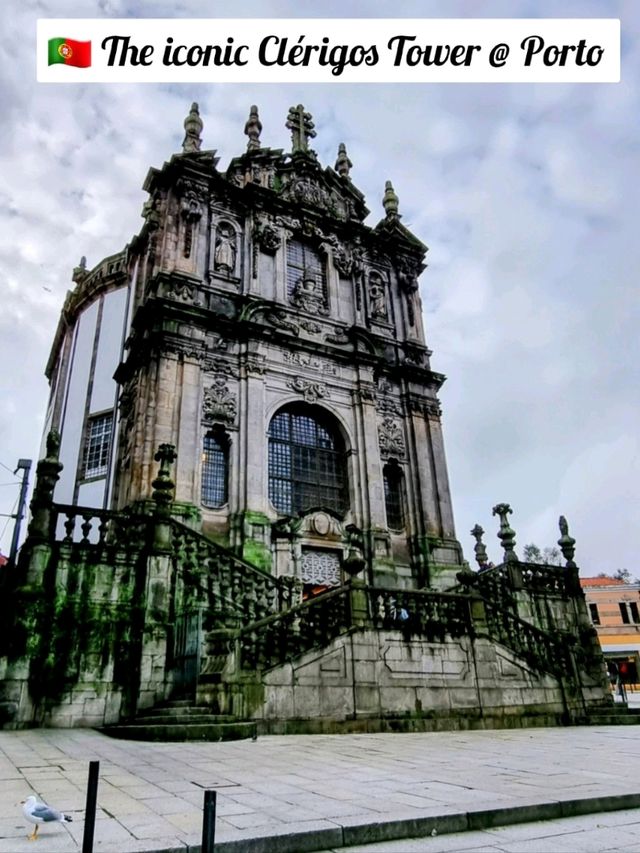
[102,699,257,742]
[577,703,640,727]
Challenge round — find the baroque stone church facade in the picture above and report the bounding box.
[0,104,611,734]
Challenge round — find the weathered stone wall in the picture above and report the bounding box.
[228,628,587,725]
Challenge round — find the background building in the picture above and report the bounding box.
[582,577,640,686]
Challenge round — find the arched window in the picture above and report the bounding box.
[286,239,327,313]
[268,406,347,516]
[201,429,229,508]
[383,460,405,530]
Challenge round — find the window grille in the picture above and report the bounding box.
[268,406,347,516]
[83,413,113,479]
[286,239,326,299]
[201,431,229,508]
[383,460,405,530]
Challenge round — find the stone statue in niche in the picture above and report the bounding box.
[291,275,327,315]
[214,223,237,273]
[368,273,388,321]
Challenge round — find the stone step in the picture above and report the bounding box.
[143,706,224,718]
[102,720,257,742]
[133,713,237,726]
[577,714,640,726]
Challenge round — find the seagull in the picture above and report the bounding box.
[22,795,73,841]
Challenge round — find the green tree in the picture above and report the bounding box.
[522,543,562,566]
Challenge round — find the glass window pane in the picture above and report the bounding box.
[83,413,113,479]
[268,405,347,516]
[202,433,228,507]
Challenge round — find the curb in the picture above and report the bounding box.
[144,790,640,853]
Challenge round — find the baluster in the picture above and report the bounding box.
[63,512,75,542]
[80,512,92,543]
[97,514,109,547]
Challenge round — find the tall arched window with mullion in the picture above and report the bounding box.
[268,405,347,516]
[383,460,405,531]
[201,429,229,508]
[286,239,326,300]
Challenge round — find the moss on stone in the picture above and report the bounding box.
[242,539,272,573]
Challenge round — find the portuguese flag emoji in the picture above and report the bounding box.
[48,38,92,68]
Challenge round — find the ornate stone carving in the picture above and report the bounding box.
[378,416,406,458]
[558,515,577,568]
[244,354,266,375]
[264,308,299,336]
[290,275,328,315]
[213,221,237,274]
[179,180,206,258]
[286,104,316,154]
[383,180,399,220]
[334,142,352,178]
[300,550,341,586]
[286,377,329,402]
[325,234,353,276]
[182,102,203,153]
[352,384,376,405]
[244,104,262,151]
[283,351,338,375]
[299,320,322,335]
[492,503,518,564]
[324,327,350,346]
[280,175,348,221]
[203,378,237,425]
[254,217,281,255]
[165,279,201,305]
[368,271,389,321]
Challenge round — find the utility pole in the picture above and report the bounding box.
[8,459,31,565]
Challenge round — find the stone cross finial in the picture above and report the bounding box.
[286,104,316,153]
[383,180,399,219]
[182,102,203,153]
[244,104,262,151]
[335,142,352,178]
[558,515,577,568]
[492,503,518,564]
[470,524,489,569]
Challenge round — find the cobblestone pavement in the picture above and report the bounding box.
[0,725,639,852]
[317,808,640,852]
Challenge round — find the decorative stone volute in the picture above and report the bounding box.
[182,102,203,153]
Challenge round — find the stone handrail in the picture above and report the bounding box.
[237,585,351,671]
[53,503,149,550]
[169,521,291,627]
[481,598,573,678]
[235,585,474,673]
[371,587,471,640]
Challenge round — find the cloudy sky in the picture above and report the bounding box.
[0,0,637,575]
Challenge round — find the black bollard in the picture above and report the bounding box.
[202,789,217,853]
[82,760,100,853]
